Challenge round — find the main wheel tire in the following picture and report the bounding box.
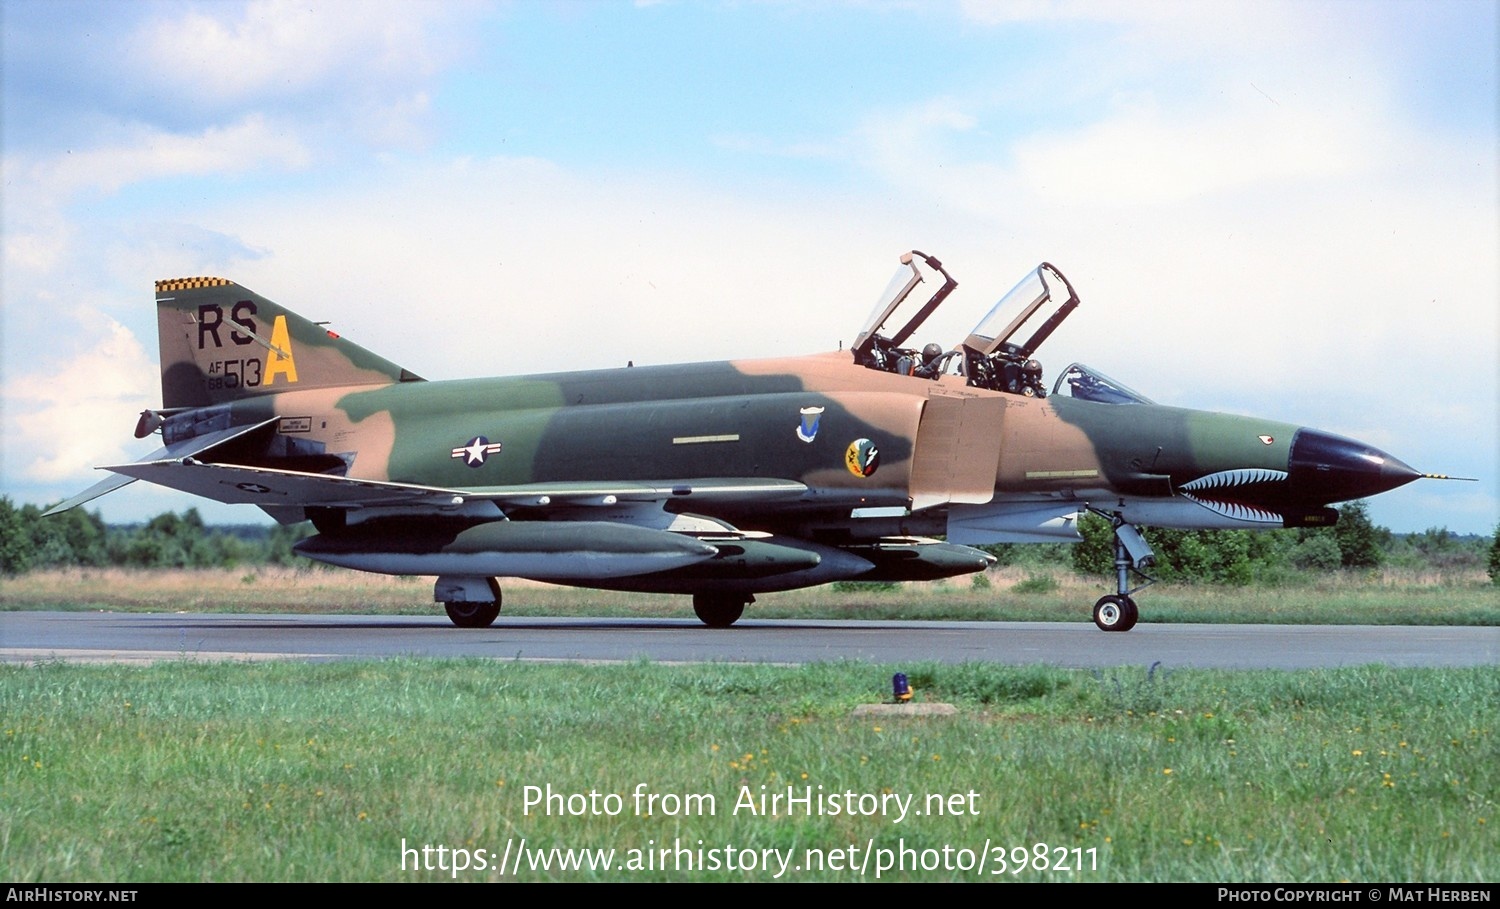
[1093,594,1138,632]
[692,594,745,628]
[445,599,501,628]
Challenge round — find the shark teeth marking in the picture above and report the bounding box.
[1179,468,1288,491]
[1181,496,1284,525]
[1179,469,1289,525]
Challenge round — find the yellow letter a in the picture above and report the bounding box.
[263,315,299,386]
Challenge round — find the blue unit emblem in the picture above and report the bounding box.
[797,406,825,443]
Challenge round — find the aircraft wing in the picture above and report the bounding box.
[98,456,808,511]
[462,478,808,507]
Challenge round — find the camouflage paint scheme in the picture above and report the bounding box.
[48,258,1424,630]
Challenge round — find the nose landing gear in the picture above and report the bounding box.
[1093,594,1138,632]
[1091,512,1155,632]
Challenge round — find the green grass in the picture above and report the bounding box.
[2,660,1494,881]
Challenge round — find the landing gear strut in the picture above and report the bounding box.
[692,593,752,628]
[1090,513,1155,632]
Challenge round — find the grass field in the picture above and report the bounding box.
[1,660,1495,882]
[3,568,1495,882]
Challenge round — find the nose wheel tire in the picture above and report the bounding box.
[1093,595,1138,632]
[692,594,747,628]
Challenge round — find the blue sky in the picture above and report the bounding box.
[3,0,1496,534]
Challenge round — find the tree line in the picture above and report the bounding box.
[0,498,311,574]
[975,500,1497,585]
[1060,501,1496,584]
[2,495,1497,584]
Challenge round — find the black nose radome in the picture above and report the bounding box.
[1287,429,1421,505]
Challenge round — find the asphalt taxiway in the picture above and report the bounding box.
[2,612,1494,669]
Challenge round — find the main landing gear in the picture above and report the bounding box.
[1091,513,1155,632]
[693,593,753,628]
[445,599,501,628]
[436,576,503,628]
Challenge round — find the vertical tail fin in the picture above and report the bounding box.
[155,277,422,408]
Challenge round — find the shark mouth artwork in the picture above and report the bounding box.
[1178,468,1291,525]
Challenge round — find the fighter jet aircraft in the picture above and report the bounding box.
[47,252,1433,631]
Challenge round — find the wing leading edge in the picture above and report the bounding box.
[97,456,809,512]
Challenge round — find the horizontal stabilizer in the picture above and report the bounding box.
[42,472,138,517]
[43,418,279,515]
[103,459,464,508]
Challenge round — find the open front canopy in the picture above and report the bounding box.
[961,262,1079,359]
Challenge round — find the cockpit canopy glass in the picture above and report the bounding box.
[850,251,957,358]
[962,262,1078,358]
[1051,363,1155,405]
[850,253,1084,399]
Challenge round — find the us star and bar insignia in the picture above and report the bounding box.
[452,436,503,467]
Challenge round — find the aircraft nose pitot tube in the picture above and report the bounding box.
[1286,428,1422,505]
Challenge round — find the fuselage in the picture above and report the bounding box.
[48,265,1427,628]
[216,349,1414,542]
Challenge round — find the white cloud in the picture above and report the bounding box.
[1,115,310,290]
[1009,100,1364,206]
[127,0,466,108]
[2,215,72,273]
[202,155,900,376]
[18,115,311,200]
[4,317,158,483]
[1,1,484,292]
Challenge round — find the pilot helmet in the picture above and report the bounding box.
[1023,359,1042,375]
[922,342,944,362]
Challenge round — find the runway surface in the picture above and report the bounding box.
[2,611,1495,669]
